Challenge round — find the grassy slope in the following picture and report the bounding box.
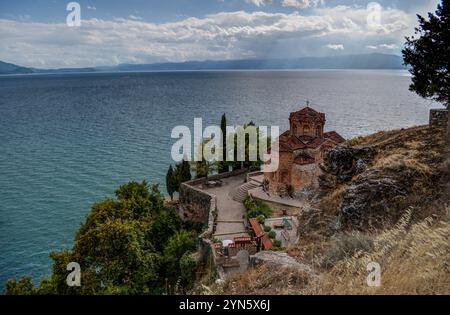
[216,125,450,295]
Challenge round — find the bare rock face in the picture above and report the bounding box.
[250,251,314,274]
[339,169,407,230]
[319,145,375,188]
[297,207,338,237]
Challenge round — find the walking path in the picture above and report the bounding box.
[202,174,251,241]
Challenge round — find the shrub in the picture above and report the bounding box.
[346,136,364,146]
[272,240,282,248]
[257,215,266,224]
[246,209,260,219]
[4,277,35,295]
[259,201,273,218]
[321,232,374,269]
[263,225,271,233]
[310,208,450,294]
[243,196,273,219]
[268,231,276,239]
[243,196,256,211]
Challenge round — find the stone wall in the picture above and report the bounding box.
[179,169,249,282]
[199,238,225,280]
[179,183,216,225]
[429,109,448,129]
[179,168,248,226]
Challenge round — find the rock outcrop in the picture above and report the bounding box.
[250,251,314,274]
[297,207,338,237]
[339,169,407,229]
[319,145,375,188]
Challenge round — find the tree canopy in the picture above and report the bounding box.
[5,181,199,295]
[403,0,450,106]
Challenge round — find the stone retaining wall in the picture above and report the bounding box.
[179,168,249,281]
[429,109,448,129]
[179,168,248,229]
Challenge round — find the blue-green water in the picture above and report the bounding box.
[0,70,436,288]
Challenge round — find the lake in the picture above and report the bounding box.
[0,70,437,288]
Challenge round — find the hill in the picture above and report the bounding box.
[0,54,405,75]
[113,53,405,71]
[0,61,34,74]
[208,125,450,295]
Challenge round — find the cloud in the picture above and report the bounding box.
[379,43,398,49]
[128,15,142,21]
[282,0,324,9]
[366,43,398,50]
[326,43,344,50]
[0,5,414,68]
[87,5,96,10]
[245,0,271,7]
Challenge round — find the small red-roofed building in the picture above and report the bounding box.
[265,104,345,193]
[249,218,273,251]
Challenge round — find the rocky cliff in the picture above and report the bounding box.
[215,125,449,295]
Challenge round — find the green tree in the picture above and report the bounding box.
[166,165,176,200]
[162,230,197,293]
[179,252,197,289]
[4,181,200,295]
[403,0,450,105]
[403,0,450,136]
[175,159,192,188]
[4,277,35,295]
[228,122,270,171]
[219,113,228,173]
[191,159,218,179]
[148,207,181,252]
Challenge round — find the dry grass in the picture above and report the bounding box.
[316,184,348,216]
[304,207,450,295]
[219,264,312,295]
[374,152,433,179]
[217,126,449,295]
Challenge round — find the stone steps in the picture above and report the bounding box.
[213,231,248,238]
[230,180,261,202]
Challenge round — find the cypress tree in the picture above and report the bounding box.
[166,165,175,200]
[220,113,227,173]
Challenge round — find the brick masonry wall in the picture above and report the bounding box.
[429,109,449,129]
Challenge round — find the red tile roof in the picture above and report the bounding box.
[277,131,344,151]
[324,131,345,143]
[290,107,326,123]
[234,236,252,243]
[293,153,315,165]
[249,218,265,238]
[249,218,273,250]
[306,136,325,149]
[261,234,273,250]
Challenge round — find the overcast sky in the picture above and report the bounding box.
[0,0,441,68]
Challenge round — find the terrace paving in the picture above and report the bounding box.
[201,174,250,241]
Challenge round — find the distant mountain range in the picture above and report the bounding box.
[0,53,405,75]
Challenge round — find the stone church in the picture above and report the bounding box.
[265,105,345,193]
